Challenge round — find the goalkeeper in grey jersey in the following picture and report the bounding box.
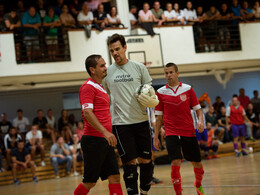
[103,33,158,195]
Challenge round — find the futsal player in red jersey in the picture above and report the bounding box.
[74,55,123,195]
[154,63,205,195]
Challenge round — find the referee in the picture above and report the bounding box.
[103,34,158,195]
[74,55,123,195]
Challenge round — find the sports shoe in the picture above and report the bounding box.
[242,150,248,156]
[205,155,212,160]
[212,154,220,158]
[235,151,241,157]
[73,171,79,176]
[55,175,60,179]
[151,177,163,185]
[194,182,204,195]
[14,179,20,185]
[33,176,38,183]
[41,161,46,167]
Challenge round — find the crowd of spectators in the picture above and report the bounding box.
[0,108,84,184]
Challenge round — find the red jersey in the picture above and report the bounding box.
[155,82,201,137]
[228,105,245,125]
[79,78,112,137]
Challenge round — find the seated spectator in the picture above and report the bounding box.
[26,125,45,166]
[77,2,93,38]
[164,3,176,23]
[68,114,77,133]
[217,106,231,143]
[4,127,22,169]
[36,0,47,21]
[33,109,56,143]
[58,109,72,143]
[238,88,250,109]
[0,113,12,139]
[172,3,185,24]
[93,3,108,31]
[213,96,225,115]
[241,0,254,20]
[22,6,41,62]
[60,5,76,28]
[129,5,138,31]
[251,90,260,112]
[246,103,259,139]
[75,120,84,141]
[11,140,38,185]
[206,122,220,158]
[107,6,122,27]
[69,134,82,176]
[70,0,82,19]
[151,1,165,26]
[43,7,61,61]
[46,108,56,130]
[13,109,30,138]
[54,0,65,16]
[253,1,260,19]
[138,2,155,36]
[183,1,199,23]
[50,136,72,178]
[2,8,21,31]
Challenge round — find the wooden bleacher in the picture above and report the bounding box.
[0,139,260,186]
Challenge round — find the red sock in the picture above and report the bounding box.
[171,166,182,195]
[108,183,123,195]
[194,165,204,188]
[74,183,89,195]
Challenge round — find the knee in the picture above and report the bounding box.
[66,155,72,162]
[40,144,44,150]
[31,146,36,151]
[108,174,121,184]
[138,158,151,164]
[192,161,202,168]
[171,159,182,166]
[51,157,58,163]
[12,163,17,168]
[125,159,137,165]
[72,154,77,159]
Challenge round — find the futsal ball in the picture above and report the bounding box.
[248,147,253,153]
[135,84,153,97]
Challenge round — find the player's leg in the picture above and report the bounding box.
[113,125,139,195]
[240,125,248,156]
[231,125,240,156]
[166,136,183,195]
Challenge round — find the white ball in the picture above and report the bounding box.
[248,147,253,153]
[135,84,153,97]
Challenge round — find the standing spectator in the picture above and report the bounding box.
[231,0,242,18]
[69,134,82,176]
[0,113,12,138]
[107,6,122,27]
[16,0,26,17]
[183,1,199,23]
[93,3,108,31]
[253,1,260,19]
[36,0,47,21]
[241,0,254,20]
[22,6,41,62]
[58,109,72,143]
[26,125,45,166]
[196,6,207,21]
[50,136,72,178]
[54,0,65,16]
[246,103,259,139]
[68,114,77,133]
[86,0,102,11]
[13,109,30,138]
[251,90,260,112]
[75,120,84,141]
[2,8,21,31]
[0,4,5,25]
[213,96,225,115]
[129,5,138,31]
[151,1,165,26]
[138,2,155,36]
[60,5,76,28]
[11,140,38,185]
[238,88,250,109]
[4,127,22,169]
[77,2,93,38]
[172,3,185,24]
[195,6,207,52]
[43,7,61,61]
[217,106,231,143]
[70,0,82,19]
[226,96,251,156]
[164,3,176,23]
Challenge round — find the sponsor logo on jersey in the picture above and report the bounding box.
[180,94,187,101]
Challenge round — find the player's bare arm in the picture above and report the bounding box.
[154,115,163,150]
[83,108,117,146]
[196,109,204,133]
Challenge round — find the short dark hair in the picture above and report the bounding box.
[17,109,23,113]
[165,63,178,72]
[85,55,102,76]
[233,94,238,98]
[253,90,258,94]
[107,34,126,47]
[37,109,43,113]
[216,96,221,99]
[18,140,24,144]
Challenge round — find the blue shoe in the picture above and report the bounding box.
[242,150,248,156]
[235,151,241,157]
[33,176,38,183]
[14,179,20,185]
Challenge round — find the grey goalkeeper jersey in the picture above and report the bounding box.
[102,60,152,125]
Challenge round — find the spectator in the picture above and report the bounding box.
[77,2,93,37]
[68,114,77,133]
[241,0,254,20]
[50,136,72,178]
[69,134,82,176]
[213,96,225,115]
[54,0,65,16]
[107,6,122,27]
[16,0,26,17]
[183,1,199,23]
[36,0,47,21]
[26,125,45,166]
[196,6,207,20]
[11,140,38,185]
[238,88,250,109]
[217,106,231,143]
[0,4,5,25]
[151,1,165,26]
[93,3,108,31]
[70,0,82,19]
[194,6,207,52]
[129,5,138,31]
[13,109,30,138]
[251,90,260,112]
[164,3,176,23]
[4,127,22,169]
[138,2,155,36]
[231,0,242,19]
[246,103,260,139]
[2,8,21,31]
[253,1,260,19]
[22,6,41,62]
[0,113,12,138]
[86,0,102,11]
[46,108,56,130]
[75,120,84,141]
[43,7,61,61]
[60,4,76,28]
[172,3,185,24]
[206,122,220,158]
[58,109,72,143]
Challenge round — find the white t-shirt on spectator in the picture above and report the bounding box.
[13,117,29,133]
[26,130,43,141]
[183,8,197,20]
[173,10,185,20]
[138,10,153,21]
[77,11,94,22]
[129,12,137,21]
[107,14,119,23]
[47,116,55,128]
[164,10,175,19]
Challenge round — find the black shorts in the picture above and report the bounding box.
[81,135,119,183]
[113,121,152,164]
[166,136,201,162]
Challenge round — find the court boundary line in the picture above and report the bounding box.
[152,184,260,188]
